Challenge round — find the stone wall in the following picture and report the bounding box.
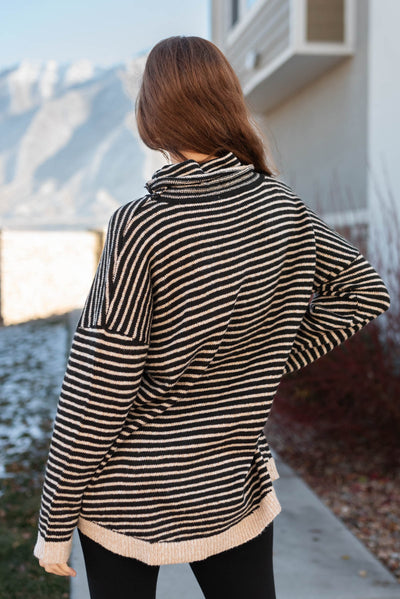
[0,229,105,326]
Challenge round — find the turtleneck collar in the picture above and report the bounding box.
[145,151,258,199]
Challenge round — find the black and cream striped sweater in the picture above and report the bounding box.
[34,151,390,566]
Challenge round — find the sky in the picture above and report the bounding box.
[0,0,211,70]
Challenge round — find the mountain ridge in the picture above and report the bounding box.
[0,56,165,229]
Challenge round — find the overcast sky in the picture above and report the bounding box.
[0,0,211,69]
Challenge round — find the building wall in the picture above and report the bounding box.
[367,0,400,208]
[0,229,104,325]
[212,0,394,312]
[255,0,369,224]
[366,0,400,312]
[212,0,369,235]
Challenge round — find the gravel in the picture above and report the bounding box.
[266,401,400,583]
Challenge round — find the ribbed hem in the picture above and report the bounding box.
[267,456,280,481]
[33,532,73,564]
[77,486,282,565]
[33,459,280,565]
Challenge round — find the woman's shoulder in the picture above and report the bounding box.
[258,171,299,198]
[105,194,157,240]
[111,194,151,223]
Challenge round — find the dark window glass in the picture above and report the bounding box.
[231,0,239,27]
[307,0,344,42]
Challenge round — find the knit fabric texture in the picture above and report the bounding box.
[33,151,391,566]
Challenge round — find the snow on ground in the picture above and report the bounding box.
[0,317,68,486]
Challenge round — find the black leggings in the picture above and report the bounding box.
[78,521,276,599]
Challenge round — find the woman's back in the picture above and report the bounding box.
[34,148,390,567]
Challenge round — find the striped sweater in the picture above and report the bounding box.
[33,151,390,566]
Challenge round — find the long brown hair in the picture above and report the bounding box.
[135,36,277,176]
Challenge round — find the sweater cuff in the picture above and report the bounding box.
[33,531,74,564]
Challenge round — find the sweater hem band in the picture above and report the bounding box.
[77,486,282,565]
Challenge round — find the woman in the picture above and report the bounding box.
[34,36,390,598]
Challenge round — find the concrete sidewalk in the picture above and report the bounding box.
[66,311,399,598]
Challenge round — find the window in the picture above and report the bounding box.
[307,0,345,42]
[231,0,239,26]
[230,0,261,30]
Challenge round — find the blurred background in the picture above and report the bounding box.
[0,1,399,598]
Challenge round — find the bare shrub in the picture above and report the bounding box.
[275,166,400,449]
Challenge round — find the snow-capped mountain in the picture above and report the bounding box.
[0,56,166,228]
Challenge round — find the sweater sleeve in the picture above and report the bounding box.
[33,202,153,564]
[283,204,391,375]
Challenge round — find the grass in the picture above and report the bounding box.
[0,444,69,598]
[0,316,70,599]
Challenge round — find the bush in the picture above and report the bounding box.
[274,166,400,458]
[276,319,400,438]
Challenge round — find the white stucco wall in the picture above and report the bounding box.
[367,0,400,309]
[255,0,369,228]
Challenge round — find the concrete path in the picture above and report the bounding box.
[66,311,399,598]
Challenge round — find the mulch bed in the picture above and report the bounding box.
[265,399,400,583]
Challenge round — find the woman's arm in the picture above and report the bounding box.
[33,199,153,564]
[283,204,391,375]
